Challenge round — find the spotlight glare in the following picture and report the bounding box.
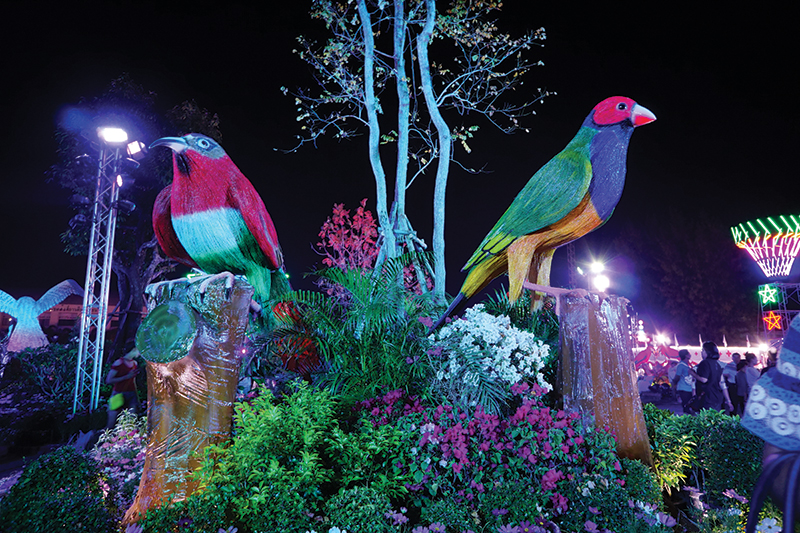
[97,127,128,144]
[590,261,605,274]
[593,274,610,292]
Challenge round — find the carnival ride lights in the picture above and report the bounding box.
[731,215,800,278]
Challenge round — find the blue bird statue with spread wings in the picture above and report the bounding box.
[0,279,84,352]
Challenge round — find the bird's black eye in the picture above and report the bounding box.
[196,138,211,149]
[617,102,628,111]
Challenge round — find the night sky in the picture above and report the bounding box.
[1,2,798,336]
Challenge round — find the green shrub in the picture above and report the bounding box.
[643,403,696,493]
[324,486,393,533]
[621,457,662,505]
[15,342,78,410]
[326,416,412,499]
[474,480,547,529]
[191,382,337,532]
[644,405,764,508]
[284,258,436,408]
[695,416,763,505]
[0,446,116,533]
[137,491,233,533]
[559,473,673,533]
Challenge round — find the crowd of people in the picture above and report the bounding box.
[669,342,777,415]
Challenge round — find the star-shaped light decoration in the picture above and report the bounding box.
[763,311,782,331]
[759,284,779,305]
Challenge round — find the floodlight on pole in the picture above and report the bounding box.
[73,126,137,413]
[593,273,610,292]
[97,126,128,145]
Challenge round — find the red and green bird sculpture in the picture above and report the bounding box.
[150,133,289,307]
[434,96,656,328]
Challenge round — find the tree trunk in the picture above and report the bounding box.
[418,0,451,306]
[122,276,253,525]
[558,293,653,465]
[357,0,395,265]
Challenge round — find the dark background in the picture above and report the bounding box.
[1,1,797,340]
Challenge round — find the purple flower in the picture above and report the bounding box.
[588,506,600,515]
[492,508,509,517]
[723,488,749,504]
[657,512,677,527]
[429,523,446,533]
[584,520,599,533]
[412,527,429,533]
[498,525,520,533]
[418,316,434,328]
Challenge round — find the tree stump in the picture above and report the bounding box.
[558,293,652,465]
[122,276,253,525]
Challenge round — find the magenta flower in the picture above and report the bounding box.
[541,468,565,490]
[551,492,568,512]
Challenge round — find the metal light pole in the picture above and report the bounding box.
[72,127,128,413]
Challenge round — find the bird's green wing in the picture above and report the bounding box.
[463,128,595,271]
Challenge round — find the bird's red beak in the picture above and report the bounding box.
[631,104,656,127]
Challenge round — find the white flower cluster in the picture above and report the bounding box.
[429,304,552,391]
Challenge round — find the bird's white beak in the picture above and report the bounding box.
[149,136,189,153]
[631,104,656,127]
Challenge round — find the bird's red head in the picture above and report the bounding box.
[592,96,656,127]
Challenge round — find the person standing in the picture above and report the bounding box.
[672,349,697,413]
[696,341,734,412]
[105,347,141,428]
[733,360,750,415]
[744,352,760,388]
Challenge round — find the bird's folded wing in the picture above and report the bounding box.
[462,143,593,271]
[227,171,284,270]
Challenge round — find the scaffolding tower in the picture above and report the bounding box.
[758,282,800,342]
[72,141,124,413]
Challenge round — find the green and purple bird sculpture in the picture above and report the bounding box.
[150,134,289,308]
[433,96,656,329]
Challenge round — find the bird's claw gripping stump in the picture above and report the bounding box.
[122,275,253,525]
[145,271,239,307]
